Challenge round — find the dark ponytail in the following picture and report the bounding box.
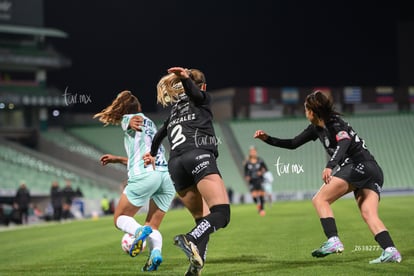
[305,91,340,121]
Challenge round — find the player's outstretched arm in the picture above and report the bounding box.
[100,154,128,166]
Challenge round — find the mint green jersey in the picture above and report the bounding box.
[122,113,168,178]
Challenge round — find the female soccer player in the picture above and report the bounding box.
[94,91,175,271]
[254,90,401,264]
[244,146,268,215]
[143,67,231,276]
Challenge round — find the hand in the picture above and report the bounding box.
[322,168,332,184]
[167,67,190,79]
[143,152,155,170]
[254,130,268,141]
[100,154,118,166]
[129,115,143,132]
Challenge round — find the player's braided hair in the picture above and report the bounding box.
[305,91,340,122]
[156,69,206,107]
[93,90,141,126]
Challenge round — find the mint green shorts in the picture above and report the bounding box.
[124,171,175,212]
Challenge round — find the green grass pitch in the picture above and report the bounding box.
[0,196,413,275]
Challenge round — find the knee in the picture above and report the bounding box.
[210,204,231,228]
[312,195,320,208]
[312,193,330,208]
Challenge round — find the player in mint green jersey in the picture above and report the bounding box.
[94,90,175,271]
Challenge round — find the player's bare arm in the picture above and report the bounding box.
[100,154,128,166]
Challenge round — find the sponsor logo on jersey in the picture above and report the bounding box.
[336,130,351,141]
[354,163,365,174]
[195,154,211,160]
[374,183,382,193]
[192,160,210,175]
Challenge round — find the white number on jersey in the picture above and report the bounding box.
[355,134,367,149]
[170,124,186,150]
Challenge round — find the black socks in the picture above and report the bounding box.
[375,230,395,250]
[320,217,338,239]
[187,204,230,242]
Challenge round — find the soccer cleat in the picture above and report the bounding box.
[142,249,163,271]
[174,235,204,273]
[129,225,153,257]
[311,236,344,258]
[369,247,402,264]
[184,263,203,276]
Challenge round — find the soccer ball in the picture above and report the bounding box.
[121,233,146,254]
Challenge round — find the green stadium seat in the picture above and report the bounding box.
[214,123,248,194]
[0,145,118,198]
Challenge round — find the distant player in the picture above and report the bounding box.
[254,90,401,264]
[243,146,268,215]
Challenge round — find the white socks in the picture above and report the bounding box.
[116,215,163,253]
[116,215,141,235]
[148,229,162,252]
[328,236,340,242]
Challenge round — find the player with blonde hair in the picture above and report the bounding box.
[144,67,230,276]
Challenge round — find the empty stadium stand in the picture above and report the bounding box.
[215,123,247,196]
[66,126,126,158]
[0,138,121,200]
[39,128,126,179]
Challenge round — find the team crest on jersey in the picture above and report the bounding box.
[336,130,351,141]
[324,136,330,147]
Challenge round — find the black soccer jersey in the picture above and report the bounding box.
[244,158,268,181]
[264,115,375,169]
[151,78,219,159]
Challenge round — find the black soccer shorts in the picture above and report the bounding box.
[168,148,222,192]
